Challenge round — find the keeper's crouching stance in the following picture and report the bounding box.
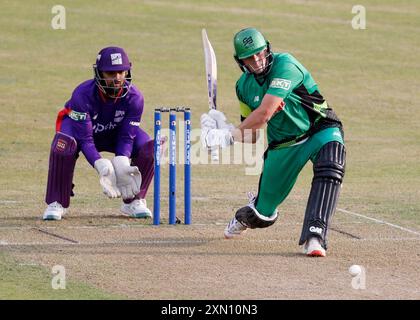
[200,28,346,257]
[44,46,155,220]
[45,130,155,220]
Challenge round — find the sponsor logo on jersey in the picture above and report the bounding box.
[111,53,122,65]
[93,122,117,133]
[269,78,291,90]
[129,121,140,127]
[114,110,125,123]
[253,96,260,102]
[309,226,323,235]
[69,110,87,121]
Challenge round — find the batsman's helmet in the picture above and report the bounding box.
[233,28,273,78]
[93,46,132,99]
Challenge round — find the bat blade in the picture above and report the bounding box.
[201,29,219,161]
[202,28,217,110]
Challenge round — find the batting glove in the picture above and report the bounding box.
[208,109,235,130]
[200,112,217,131]
[202,128,234,150]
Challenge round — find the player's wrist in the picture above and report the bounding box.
[230,128,242,142]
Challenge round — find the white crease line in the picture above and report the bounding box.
[0,226,34,230]
[0,200,19,204]
[338,208,420,236]
[1,237,419,247]
[0,220,374,231]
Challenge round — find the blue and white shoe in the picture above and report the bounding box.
[43,201,66,221]
[121,199,152,219]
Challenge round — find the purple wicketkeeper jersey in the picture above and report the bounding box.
[57,79,144,166]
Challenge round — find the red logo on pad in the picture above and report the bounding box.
[56,139,67,152]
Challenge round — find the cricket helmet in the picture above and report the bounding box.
[93,46,132,99]
[233,28,273,78]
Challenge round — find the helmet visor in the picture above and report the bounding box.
[242,50,272,75]
[94,67,132,98]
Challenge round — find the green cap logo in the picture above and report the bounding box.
[242,36,254,48]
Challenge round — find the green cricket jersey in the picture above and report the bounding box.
[236,53,342,145]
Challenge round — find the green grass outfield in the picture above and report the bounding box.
[0,252,123,299]
[0,0,419,298]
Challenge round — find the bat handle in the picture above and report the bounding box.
[210,147,219,162]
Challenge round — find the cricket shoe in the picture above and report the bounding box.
[43,201,66,221]
[121,199,152,219]
[224,191,257,239]
[224,217,247,239]
[303,237,326,257]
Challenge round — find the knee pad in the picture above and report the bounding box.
[235,203,278,229]
[45,132,78,208]
[313,141,346,182]
[299,141,346,248]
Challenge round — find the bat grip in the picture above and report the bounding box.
[210,147,219,162]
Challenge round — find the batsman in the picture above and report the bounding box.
[201,28,346,257]
[43,46,155,220]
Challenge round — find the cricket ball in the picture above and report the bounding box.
[349,264,362,276]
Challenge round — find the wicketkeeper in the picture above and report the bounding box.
[43,46,155,220]
[201,28,346,257]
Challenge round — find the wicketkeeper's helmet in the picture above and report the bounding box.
[233,28,273,79]
[93,46,132,99]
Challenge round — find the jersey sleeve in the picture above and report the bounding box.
[239,101,252,122]
[266,62,304,99]
[65,92,101,166]
[115,93,144,157]
[236,79,252,122]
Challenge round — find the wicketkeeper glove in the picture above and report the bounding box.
[94,158,121,198]
[111,156,142,200]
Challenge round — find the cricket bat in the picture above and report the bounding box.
[201,28,219,162]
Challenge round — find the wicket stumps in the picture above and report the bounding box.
[153,107,191,225]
